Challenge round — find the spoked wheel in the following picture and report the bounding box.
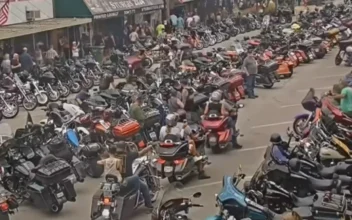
[59,85,70,98]
[36,93,49,105]
[82,78,94,90]
[22,94,38,111]
[48,89,60,102]
[2,101,19,119]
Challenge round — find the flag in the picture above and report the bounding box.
[0,0,10,26]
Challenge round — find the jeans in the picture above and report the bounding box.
[228,116,238,146]
[124,175,152,207]
[246,74,256,97]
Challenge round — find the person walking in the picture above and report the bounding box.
[19,47,33,71]
[242,50,258,99]
[35,43,43,66]
[45,45,59,66]
[72,41,80,61]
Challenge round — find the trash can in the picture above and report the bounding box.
[89,46,105,63]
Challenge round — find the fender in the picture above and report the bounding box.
[34,90,47,96]
[76,126,89,136]
[294,113,309,119]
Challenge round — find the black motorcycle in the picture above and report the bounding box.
[0,136,76,213]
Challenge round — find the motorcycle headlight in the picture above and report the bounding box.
[102,209,110,218]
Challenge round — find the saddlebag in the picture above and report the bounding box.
[113,118,141,139]
[35,160,72,185]
[258,60,279,74]
[311,193,346,219]
[142,107,161,128]
[47,136,74,162]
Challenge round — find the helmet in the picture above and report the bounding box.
[270,133,282,144]
[211,90,222,102]
[165,114,178,127]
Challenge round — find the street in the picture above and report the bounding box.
[7,32,350,220]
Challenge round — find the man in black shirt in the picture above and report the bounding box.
[116,141,154,211]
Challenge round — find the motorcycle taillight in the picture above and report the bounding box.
[0,202,9,212]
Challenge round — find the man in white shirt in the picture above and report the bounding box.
[193,13,200,24]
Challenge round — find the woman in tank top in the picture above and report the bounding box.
[97,146,123,182]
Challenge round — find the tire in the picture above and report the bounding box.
[59,85,70,98]
[82,78,94,90]
[215,34,222,43]
[48,89,60,102]
[209,36,217,46]
[202,40,209,48]
[70,82,82,93]
[143,57,153,69]
[168,176,176,183]
[279,17,286,24]
[117,67,128,78]
[335,53,343,66]
[2,101,19,119]
[36,93,49,106]
[22,94,38,111]
[263,77,274,89]
[195,42,204,50]
[293,115,309,136]
[86,158,104,178]
[49,203,63,214]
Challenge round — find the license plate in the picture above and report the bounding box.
[57,192,64,198]
[164,166,173,173]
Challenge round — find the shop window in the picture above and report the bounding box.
[13,35,33,55]
[34,32,48,50]
[143,14,151,23]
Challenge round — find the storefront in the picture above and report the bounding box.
[55,0,164,47]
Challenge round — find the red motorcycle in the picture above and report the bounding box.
[322,97,352,127]
[202,113,232,153]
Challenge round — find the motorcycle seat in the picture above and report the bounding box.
[100,93,117,101]
[306,175,337,191]
[290,193,315,207]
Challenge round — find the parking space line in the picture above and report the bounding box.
[237,145,267,152]
[251,121,292,129]
[297,86,330,92]
[184,176,253,190]
[280,104,301,108]
[314,74,345,79]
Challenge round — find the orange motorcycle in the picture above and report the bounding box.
[263,50,294,78]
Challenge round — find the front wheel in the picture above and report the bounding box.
[70,82,82,93]
[195,42,204,50]
[263,76,274,89]
[48,89,60,102]
[82,78,94,90]
[293,115,309,136]
[2,101,19,119]
[335,52,343,66]
[143,57,153,69]
[59,85,70,98]
[36,93,49,105]
[22,94,38,111]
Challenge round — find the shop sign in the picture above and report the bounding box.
[94,11,119,19]
[141,4,163,12]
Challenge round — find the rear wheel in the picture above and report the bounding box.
[50,203,63,214]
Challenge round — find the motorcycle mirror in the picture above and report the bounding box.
[193,192,202,198]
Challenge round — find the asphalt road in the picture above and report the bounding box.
[6,32,350,220]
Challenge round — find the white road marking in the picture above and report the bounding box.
[297,86,331,92]
[184,176,253,190]
[251,121,293,129]
[237,145,268,152]
[314,74,345,79]
[280,104,301,108]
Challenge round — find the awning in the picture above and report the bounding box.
[0,18,92,41]
[85,0,164,20]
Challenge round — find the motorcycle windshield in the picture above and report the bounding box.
[154,182,184,217]
[233,42,244,54]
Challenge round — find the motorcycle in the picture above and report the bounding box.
[155,130,207,182]
[0,185,18,220]
[0,134,77,213]
[151,182,202,220]
[202,111,232,154]
[335,39,352,66]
